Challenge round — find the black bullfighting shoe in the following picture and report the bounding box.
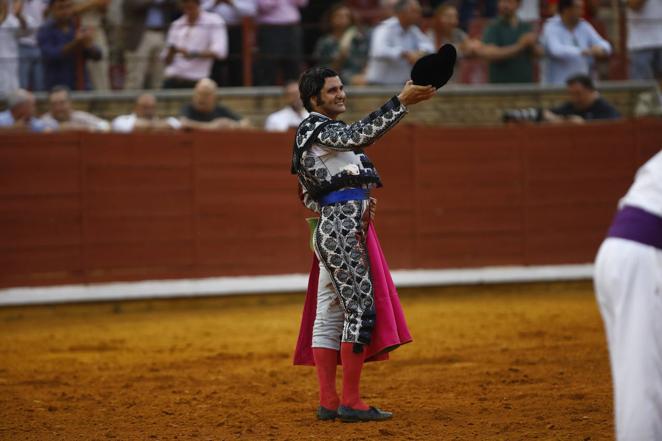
[337,405,393,423]
[316,406,338,421]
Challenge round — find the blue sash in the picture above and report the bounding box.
[319,188,369,206]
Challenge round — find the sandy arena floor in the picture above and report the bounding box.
[0,282,613,441]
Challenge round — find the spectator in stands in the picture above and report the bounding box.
[71,0,111,90]
[203,0,256,87]
[627,0,662,82]
[0,0,31,98]
[475,0,540,84]
[18,0,47,91]
[38,0,102,91]
[162,0,228,89]
[517,0,540,22]
[254,0,308,86]
[427,3,480,80]
[180,78,250,129]
[539,0,611,85]
[112,93,182,132]
[0,89,47,132]
[41,85,111,131]
[312,3,369,85]
[123,0,178,90]
[544,73,620,122]
[459,0,498,32]
[264,80,308,131]
[365,0,434,85]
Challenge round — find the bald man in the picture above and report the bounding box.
[0,89,47,132]
[111,93,181,132]
[179,78,250,130]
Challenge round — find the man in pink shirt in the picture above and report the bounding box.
[162,0,228,88]
[254,0,308,85]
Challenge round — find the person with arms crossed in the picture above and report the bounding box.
[364,0,434,85]
[539,0,611,85]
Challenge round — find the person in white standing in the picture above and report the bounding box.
[0,0,32,98]
[162,0,228,88]
[111,93,181,132]
[264,80,308,132]
[594,150,662,441]
[539,0,611,85]
[364,0,434,86]
[626,0,662,82]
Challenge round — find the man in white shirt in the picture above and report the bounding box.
[264,80,308,131]
[539,0,611,85]
[0,89,47,132]
[112,93,181,132]
[594,150,662,441]
[41,85,111,131]
[365,0,434,86]
[627,0,662,81]
[162,0,228,88]
[0,0,32,98]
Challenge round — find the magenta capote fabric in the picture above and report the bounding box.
[293,223,413,366]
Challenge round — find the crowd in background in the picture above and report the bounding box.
[0,0,659,131]
[1,0,661,93]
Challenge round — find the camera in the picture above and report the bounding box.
[502,107,543,123]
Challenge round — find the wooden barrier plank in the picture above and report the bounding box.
[522,122,636,264]
[416,232,525,267]
[0,246,82,277]
[0,140,80,195]
[0,122,658,289]
[84,190,193,216]
[413,126,525,268]
[80,133,193,165]
[84,167,192,191]
[0,216,81,248]
[633,118,662,165]
[84,216,193,243]
[83,241,194,268]
[197,236,310,275]
[0,194,80,216]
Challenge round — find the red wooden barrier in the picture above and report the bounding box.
[1,120,660,289]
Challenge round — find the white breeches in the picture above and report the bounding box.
[594,238,662,441]
[311,259,344,351]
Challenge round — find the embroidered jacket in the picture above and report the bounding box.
[291,96,407,209]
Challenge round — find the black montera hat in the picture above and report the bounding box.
[410,44,457,89]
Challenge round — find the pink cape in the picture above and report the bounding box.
[293,223,413,366]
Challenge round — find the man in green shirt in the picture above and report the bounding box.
[477,0,540,83]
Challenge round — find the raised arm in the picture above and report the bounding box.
[316,81,436,151]
[316,96,406,151]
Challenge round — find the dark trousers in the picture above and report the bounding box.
[211,26,244,87]
[254,24,302,86]
[162,77,198,89]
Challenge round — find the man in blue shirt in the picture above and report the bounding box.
[0,89,47,132]
[540,0,611,85]
[37,0,101,90]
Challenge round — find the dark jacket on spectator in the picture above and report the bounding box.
[37,18,101,90]
[551,97,621,120]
